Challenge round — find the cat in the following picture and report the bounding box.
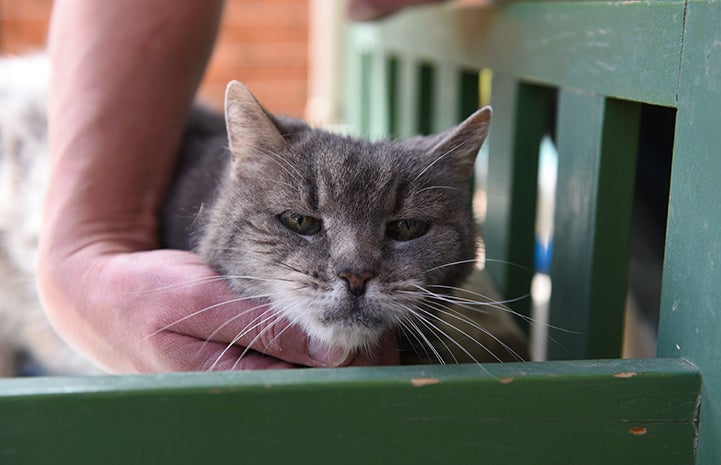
[0,55,526,375]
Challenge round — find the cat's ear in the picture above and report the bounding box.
[428,106,492,178]
[224,80,287,175]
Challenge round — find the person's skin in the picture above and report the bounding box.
[38,0,399,373]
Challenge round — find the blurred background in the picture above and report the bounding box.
[0,0,345,122]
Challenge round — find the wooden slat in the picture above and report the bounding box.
[397,56,420,138]
[0,359,700,465]
[369,50,391,138]
[349,1,685,107]
[548,92,640,360]
[658,1,721,463]
[484,74,549,328]
[432,63,460,132]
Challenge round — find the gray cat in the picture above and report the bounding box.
[0,55,526,375]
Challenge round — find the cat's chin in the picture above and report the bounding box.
[302,318,387,354]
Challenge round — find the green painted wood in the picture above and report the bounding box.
[657,2,721,463]
[343,0,721,462]
[397,56,420,138]
[386,56,399,137]
[432,63,460,132]
[349,1,685,107]
[0,359,699,464]
[369,50,391,138]
[485,74,549,329]
[548,93,640,360]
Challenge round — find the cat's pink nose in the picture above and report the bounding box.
[338,270,376,296]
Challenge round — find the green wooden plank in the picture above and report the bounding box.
[432,64,460,132]
[397,56,419,138]
[485,74,549,330]
[359,52,372,136]
[548,92,640,360]
[657,2,721,464]
[0,359,699,464]
[369,50,391,138]
[349,1,685,107]
[344,41,364,135]
[386,56,399,137]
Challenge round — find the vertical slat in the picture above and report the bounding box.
[397,56,420,138]
[358,53,372,136]
[386,56,399,137]
[432,63,460,131]
[345,41,364,134]
[658,2,721,463]
[368,50,390,138]
[484,74,547,330]
[548,92,639,360]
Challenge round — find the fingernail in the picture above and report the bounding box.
[308,339,350,367]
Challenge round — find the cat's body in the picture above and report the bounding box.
[0,55,526,376]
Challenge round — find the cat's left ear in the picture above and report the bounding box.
[224,80,287,177]
[429,106,492,178]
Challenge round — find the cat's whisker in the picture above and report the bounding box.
[146,294,273,339]
[241,175,298,191]
[410,303,501,364]
[398,312,448,365]
[402,304,496,376]
[417,283,531,317]
[423,258,479,274]
[406,307,464,365]
[423,283,582,335]
[421,298,526,362]
[415,185,466,195]
[209,306,282,371]
[246,142,305,180]
[222,274,297,285]
[226,294,311,369]
[197,297,279,349]
[412,138,472,184]
[393,316,432,363]
[483,258,535,274]
[207,294,304,370]
[131,275,234,294]
[428,288,530,314]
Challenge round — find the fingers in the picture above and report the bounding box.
[43,248,398,373]
[346,332,400,366]
[134,257,352,368]
[144,332,300,372]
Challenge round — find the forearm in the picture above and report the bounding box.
[43,0,223,257]
[37,0,223,362]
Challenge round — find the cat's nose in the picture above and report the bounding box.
[338,270,376,297]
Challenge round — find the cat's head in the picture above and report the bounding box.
[197,81,491,353]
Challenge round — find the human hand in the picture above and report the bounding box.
[37,246,399,373]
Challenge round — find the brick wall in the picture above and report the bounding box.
[0,0,309,116]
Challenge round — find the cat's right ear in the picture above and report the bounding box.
[224,81,287,177]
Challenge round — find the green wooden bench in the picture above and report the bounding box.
[0,2,717,463]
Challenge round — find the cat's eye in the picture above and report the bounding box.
[386,219,429,241]
[278,211,322,236]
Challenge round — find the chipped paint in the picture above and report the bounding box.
[410,378,440,387]
[629,426,648,436]
[613,372,638,378]
[498,378,514,384]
